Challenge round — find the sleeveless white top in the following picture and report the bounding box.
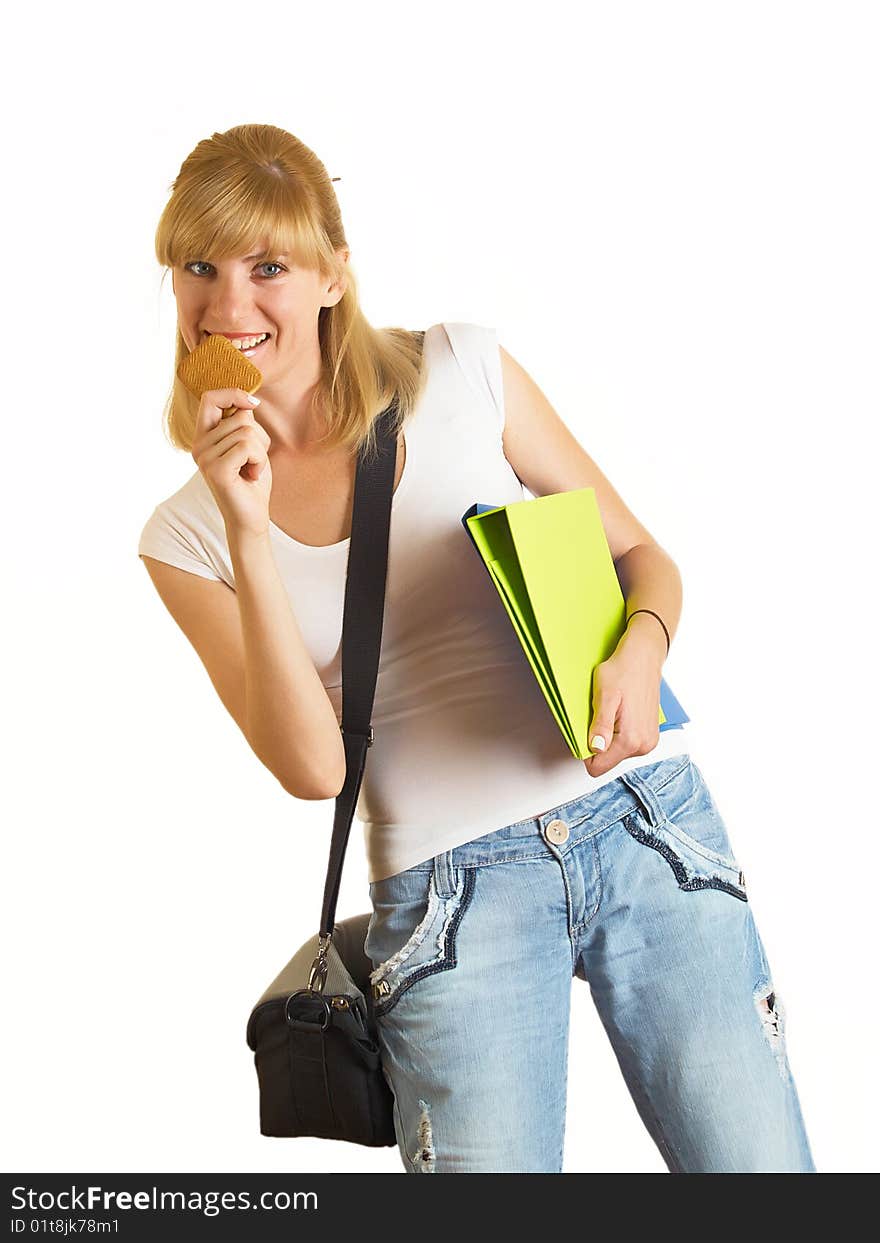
[139,322,694,881]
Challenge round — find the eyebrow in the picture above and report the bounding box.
[243,252,288,262]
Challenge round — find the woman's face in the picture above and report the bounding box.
[171,241,347,384]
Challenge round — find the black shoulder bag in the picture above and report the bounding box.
[245,365,420,1147]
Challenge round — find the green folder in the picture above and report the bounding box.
[461,488,688,759]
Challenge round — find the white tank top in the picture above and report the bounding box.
[139,322,694,881]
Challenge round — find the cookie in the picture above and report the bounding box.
[176,333,264,416]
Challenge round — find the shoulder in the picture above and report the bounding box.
[437,320,498,361]
[167,465,223,512]
[138,468,231,585]
[141,468,220,537]
[432,322,504,425]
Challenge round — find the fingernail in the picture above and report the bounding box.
[249,395,261,405]
[590,734,606,751]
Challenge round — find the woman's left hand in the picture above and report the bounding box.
[584,626,666,778]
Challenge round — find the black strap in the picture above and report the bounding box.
[316,331,425,945]
[318,404,397,937]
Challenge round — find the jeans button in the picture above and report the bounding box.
[544,818,570,845]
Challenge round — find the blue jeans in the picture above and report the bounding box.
[364,753,816,1173]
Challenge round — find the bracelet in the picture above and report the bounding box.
[625,609,670,656]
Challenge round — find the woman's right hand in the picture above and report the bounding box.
[191,388,273,539]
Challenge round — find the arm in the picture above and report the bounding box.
[498,343,682,669]
[614,542,682,668]
[230,530,347,798]
[497,342,683,774]
[141,535,346,800]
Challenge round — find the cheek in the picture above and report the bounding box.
[179,324,199,352]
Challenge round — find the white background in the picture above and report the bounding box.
[3,0,877,1176]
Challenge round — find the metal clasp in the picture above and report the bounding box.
[285,989,331,1030]
[308,932,332,994]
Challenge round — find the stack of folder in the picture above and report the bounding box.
[461,487,689,760]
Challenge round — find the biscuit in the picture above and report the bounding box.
[176,333,264,417]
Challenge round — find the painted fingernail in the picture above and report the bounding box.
[590,735,606,751]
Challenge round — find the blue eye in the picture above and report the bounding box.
[183,260,286,277]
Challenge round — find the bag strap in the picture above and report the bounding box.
[308,332,425,993]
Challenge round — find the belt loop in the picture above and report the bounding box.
[433,848,456,898]
[618,767,666,830]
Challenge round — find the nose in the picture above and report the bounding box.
[206,272,259,328]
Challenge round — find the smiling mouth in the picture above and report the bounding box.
[204,331,272,353]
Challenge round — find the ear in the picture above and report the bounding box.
[325,250,349,306]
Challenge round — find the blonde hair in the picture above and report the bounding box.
[154,123,427,463]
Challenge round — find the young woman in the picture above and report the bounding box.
[139,123,816,1173]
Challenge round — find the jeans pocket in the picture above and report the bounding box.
[365,853,476,1017]
[620,757,748,901]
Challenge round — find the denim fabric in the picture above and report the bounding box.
[364,753,816,1173]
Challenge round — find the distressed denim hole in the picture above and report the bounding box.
[411,1098,436,1172]
[754,984,792,1081]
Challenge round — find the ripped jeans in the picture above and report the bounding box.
[363,753,817,1173]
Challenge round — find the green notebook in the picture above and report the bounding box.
[461,488,689,759]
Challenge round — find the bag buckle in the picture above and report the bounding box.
[341,725,374,747]
[285,988,331,1031]
[308,932,332,993]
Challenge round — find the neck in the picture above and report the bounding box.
[258,349,330,452]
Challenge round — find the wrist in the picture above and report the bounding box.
[622,612,668,664]
[227,525,272,564]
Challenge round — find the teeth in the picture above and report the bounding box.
[211,333,269,350]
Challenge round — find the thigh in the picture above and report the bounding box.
[576,755,817,1173]
[365,847,574,1172]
